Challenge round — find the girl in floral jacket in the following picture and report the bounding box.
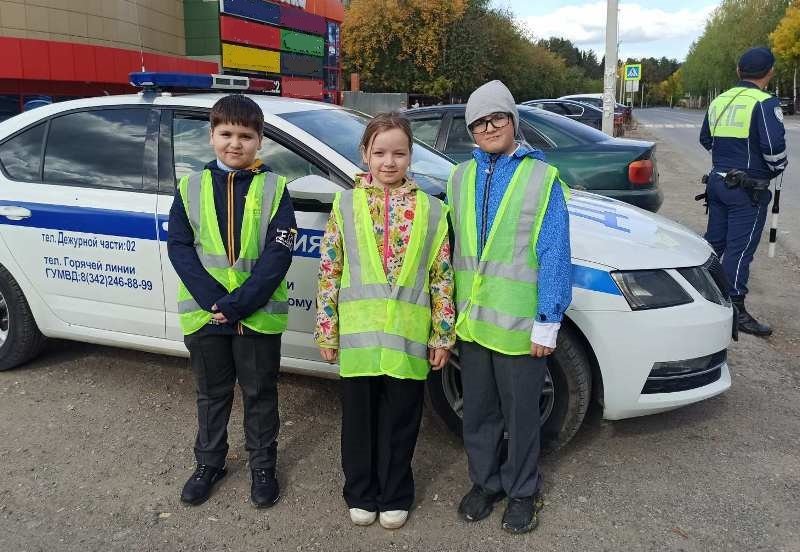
[315,113,455,529]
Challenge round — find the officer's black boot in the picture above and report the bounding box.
[732,296,772,337]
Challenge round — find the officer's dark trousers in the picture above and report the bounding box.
[705,173,772,298]
[340,375,425,512]
[184,332,281,471]
[460,340,545,499]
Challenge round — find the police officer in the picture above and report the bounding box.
[700,47,787,336]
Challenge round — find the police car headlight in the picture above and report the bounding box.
[610,270,694,311]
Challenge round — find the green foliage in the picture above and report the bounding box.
[683,0,791,98]
[622,56,682,106]
[342,0,603,100]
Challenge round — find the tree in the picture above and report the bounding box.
[659,69,684,107]
[342,0,595,100]
[342,0,467,93]
[682,0,791,102]
[622,56,681,106]
[770,1,800,106]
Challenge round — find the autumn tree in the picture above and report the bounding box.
[770,1,800,105]
[683,0,790,102]
[342,0,467,95]
[342,0,598,100]
[659,69,684,107]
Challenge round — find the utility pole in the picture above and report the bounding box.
[602,0,618,136]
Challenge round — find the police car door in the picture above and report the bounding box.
[0,106,165,337]
[159,111,338,361]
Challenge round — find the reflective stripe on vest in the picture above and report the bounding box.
[448,157,557,355]
[708,86,772,139]
[334,187,448,380]
[176,169,289,335]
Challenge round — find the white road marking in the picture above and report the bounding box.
[639,123,700,128]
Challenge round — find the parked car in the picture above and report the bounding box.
[560,93,633,124]
[405,104,662,212]
[523,99,624,136]
[0,76,731,451]
[778,96,795,115]
[524,99,602,128]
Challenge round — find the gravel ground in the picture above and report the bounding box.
[1,124,798,552]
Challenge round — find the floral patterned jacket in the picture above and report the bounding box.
[315,175,455,350]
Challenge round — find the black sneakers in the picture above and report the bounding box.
[501,494,544,534]
[458,484,505,522]
[251,468,280,508]
[180,464,227,506]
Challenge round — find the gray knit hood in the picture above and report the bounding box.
[465,80,519,140]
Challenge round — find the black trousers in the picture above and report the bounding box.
[340,375,425,512]
[184,332,281,471]
[705,173,772,298]
[459,340,545,499]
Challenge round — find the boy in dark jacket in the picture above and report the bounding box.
[167,95,296,508]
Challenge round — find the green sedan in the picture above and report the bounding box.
[405,104,663,212]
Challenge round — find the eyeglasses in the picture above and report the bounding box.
[468,112,511,134]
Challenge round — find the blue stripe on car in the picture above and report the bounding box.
[0,200,157,240]
[0,201,622,295]
[571,264,622,295]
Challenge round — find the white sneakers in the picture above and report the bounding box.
[348,508,409,529]
[379,510,408,529]
[349,508,377,526]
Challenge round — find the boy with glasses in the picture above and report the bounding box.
[447,80,572,533]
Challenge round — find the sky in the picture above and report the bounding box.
[491,0,721,62]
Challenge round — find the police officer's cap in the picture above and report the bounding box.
[738,47,775,77]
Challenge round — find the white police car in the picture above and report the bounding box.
[0,73,732,449]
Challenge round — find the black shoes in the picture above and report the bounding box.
[179,464,280,508]
[732,297,772,337]
[251,468,280,508]
[458,484,505,522]
[501,494,544,534]
[180,464,227,506]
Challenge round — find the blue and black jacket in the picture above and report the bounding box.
[700,81,788,179]
[167,159,297,335]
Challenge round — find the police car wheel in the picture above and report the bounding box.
[0,264,46,371]
[424,324,592,453]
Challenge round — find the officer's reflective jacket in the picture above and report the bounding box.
[700,81,787,179]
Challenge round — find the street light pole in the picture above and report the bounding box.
[603,0,619,136]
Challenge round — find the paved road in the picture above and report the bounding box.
[636,107,799,260]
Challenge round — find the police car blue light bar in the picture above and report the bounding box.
[129,72,281,95]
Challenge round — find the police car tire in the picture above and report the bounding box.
[0,264,46,371]
[424,325,592,454]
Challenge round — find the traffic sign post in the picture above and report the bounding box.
[624,63,642,81]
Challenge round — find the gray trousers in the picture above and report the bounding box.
[460,339,545,499]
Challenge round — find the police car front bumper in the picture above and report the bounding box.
[568,299,733,420]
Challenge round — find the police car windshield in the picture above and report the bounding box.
[278,108,453,194]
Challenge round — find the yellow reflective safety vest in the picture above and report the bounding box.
[448,157,565,355]
[333,187,449,380]
[708,86,772,139]
[176,169,289,335]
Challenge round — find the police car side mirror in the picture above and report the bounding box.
[287,175,342,211]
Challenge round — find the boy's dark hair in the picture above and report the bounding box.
[360,112,413,154]
[210,94,264,135]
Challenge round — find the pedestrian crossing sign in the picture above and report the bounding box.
[624,64,642,81]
